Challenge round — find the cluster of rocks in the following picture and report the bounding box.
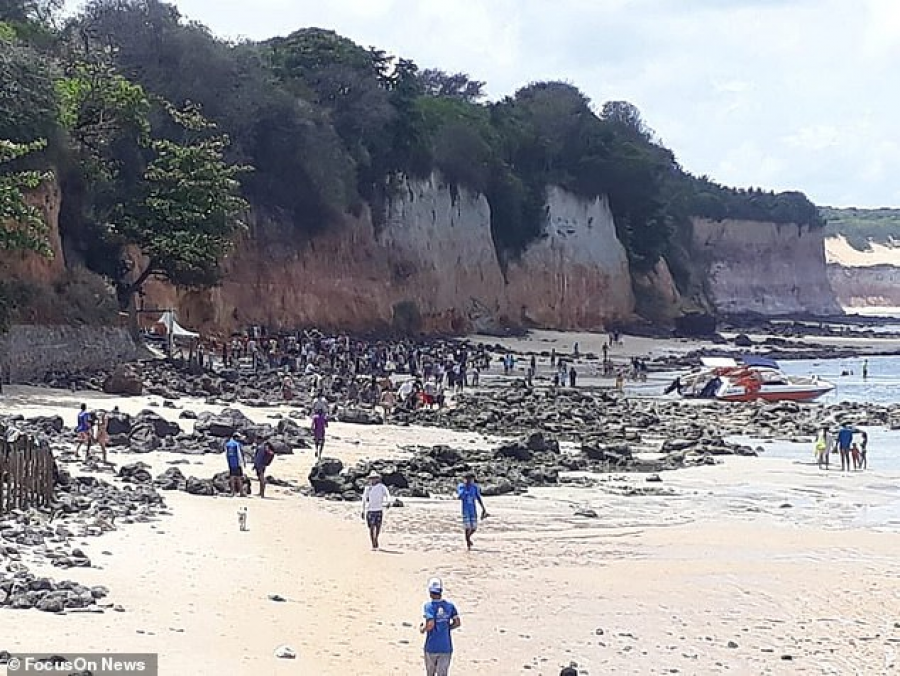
[1,457,169,613]
[396,386,898,445]
[42,359,326,408]
[118,461,298,498]
[306,431,719,501]
[7,406,312,459]
[0,569,111,613]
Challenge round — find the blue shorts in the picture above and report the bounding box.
[462,513,477,530]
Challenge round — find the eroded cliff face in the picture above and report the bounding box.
[504,187,633,328]
[692,218,840,316]
[145,175,635,334]
[827,264,900,307]
[0,174,66,283]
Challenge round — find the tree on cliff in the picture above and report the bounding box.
[117,103,249,327]
[0,138,52,254]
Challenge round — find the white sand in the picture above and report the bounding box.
[826,235,900,267]
[2,353,900,674]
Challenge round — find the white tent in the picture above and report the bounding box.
[155,311,199,339]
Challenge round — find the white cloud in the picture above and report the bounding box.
[104,0,900,207]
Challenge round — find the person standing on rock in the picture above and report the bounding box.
[311,410,328,459]
[74,403,93,459]
[457,472,488,550]
[361,471,391,550]
[569,366,577,388]
[253,440,276,498]
[420,577,460,676]
[225,434,246,497]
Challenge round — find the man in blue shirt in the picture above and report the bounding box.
[457,472,488,550]
[420,577,460,676]
[837,423,855,472]
[74,403,93,460]
[224,434,246,497]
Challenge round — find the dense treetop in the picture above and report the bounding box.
[1,0,824,294]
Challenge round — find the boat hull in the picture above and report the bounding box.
[717,387,834,403]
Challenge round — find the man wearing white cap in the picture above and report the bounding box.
[361,470,391,550]
[420,577,460,676]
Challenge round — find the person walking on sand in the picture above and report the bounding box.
[224,434,246,497]
[74,403,93,459]
[837,423,854,472]
[253,440,275,498]
[457,472,488,550]
[311,410,328,459]
[361,471,391,550]
[420,577,460,676]
[859,430,868,469]
[95,411,110,463]
[863,359,869,381]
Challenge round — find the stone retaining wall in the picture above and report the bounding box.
[0,325,139,382]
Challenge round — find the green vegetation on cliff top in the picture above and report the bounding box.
[821,206,900,251]
[1,0,824,314]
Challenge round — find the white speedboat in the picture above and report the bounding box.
[669,357,834,403]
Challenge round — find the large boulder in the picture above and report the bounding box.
[128,425,161,453]
[102,365,143,396]
[155,467,186,491]
[195,408,254,438]
[133,410,181,438]
[308,458,347,494]
[337,408,383,426]
[118,462,153,484]
[105,411,132,436]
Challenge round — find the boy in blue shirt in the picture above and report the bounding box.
[420,577,460,676]
[224,435,246,497]
[457,472,488,550]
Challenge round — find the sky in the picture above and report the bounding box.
[97,0,900,207]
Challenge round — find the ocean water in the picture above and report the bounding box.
[780,355,900,405]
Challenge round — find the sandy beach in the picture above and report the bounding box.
[3,332,900,676]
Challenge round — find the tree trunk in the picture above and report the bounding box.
[123,262,156,344]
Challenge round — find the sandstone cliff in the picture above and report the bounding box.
[827,264,900,308]
[144,175,635,334]
[824,236,900,308]
[0,174,66,284]
[692,218,840,316]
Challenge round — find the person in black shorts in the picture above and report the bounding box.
[361,471,391,550]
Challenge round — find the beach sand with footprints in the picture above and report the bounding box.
[2,332,900,675]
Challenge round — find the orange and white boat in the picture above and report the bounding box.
[670,357,834,403]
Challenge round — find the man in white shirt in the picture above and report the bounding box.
[361,471,391,550]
